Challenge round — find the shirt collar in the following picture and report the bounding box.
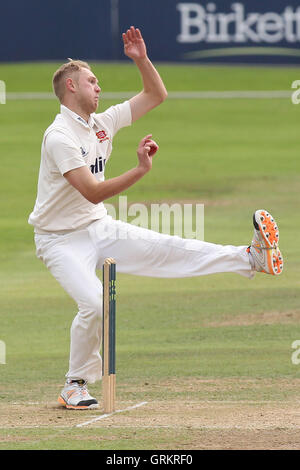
[60,104,96,129]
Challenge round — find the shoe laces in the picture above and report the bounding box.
[68,379,89,399]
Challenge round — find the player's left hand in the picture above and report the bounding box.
[137,134,159,173]
[122,26,147,61]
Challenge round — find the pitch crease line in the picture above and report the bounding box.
[76,401,148,428]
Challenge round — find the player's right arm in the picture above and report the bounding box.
[64,135,158,204]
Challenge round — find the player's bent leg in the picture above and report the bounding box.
[35,230,103,407]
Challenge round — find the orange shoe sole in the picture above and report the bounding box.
[58,395,98,410]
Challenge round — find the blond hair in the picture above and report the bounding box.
[52,59,91,102]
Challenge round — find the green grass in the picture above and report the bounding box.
[0,62,298,92]
[0,62,299,450]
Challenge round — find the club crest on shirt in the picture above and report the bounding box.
[96,129,109,143]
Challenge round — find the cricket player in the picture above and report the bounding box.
[28,27,283,409]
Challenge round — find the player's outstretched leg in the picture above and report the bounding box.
[247,209,283,275]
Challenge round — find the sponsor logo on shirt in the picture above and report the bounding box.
[96,129,109,143]
[90,156,106,174]
[80,146,88,157]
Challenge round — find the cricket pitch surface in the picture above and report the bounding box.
[0,378,300,450]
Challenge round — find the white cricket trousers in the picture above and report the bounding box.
[34,215,254,383]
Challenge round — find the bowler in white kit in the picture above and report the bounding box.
[29,27,283,409]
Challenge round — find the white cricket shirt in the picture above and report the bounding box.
[28,101,132,233]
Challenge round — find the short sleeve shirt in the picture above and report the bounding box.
[28,101,132,233]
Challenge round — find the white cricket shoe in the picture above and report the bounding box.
[248,209,283,276]
[58,379,99,410]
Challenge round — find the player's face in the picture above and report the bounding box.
[76,68,101,114]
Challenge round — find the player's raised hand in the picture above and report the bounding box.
[137,134,159,173]
[122,26,147,61]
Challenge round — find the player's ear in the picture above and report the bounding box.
[65,77,77,94]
